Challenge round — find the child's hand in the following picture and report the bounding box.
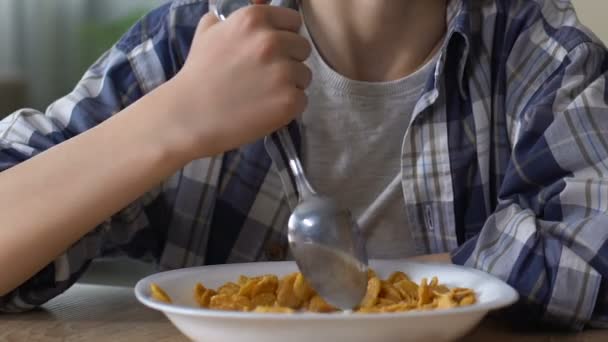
[165,5,312,160]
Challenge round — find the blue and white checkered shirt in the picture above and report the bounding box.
[2,0,608,330]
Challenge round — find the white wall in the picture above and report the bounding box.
[572,0,608,43]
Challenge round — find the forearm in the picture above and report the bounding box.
[0,82,186,296]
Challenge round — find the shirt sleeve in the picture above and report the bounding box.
[0,4,176,313]
[452,41,608,330]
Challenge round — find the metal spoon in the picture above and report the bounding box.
[277,129,368,309]
[214,0,369,310]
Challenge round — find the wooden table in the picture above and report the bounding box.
[1,284,607,341]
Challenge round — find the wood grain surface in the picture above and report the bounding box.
[0,284,606,341]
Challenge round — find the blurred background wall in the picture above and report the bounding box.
[0,0,605,114]
[0,0,165,115]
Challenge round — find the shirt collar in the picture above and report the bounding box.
[436,0,472,100]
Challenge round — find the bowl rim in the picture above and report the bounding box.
[134,260,519,321]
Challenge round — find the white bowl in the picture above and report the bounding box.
[135,260,518,342]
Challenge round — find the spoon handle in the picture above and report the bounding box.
[266,1,311,200]
[213,0,298,19]
[277,128,316,200]
[213,0,310,198]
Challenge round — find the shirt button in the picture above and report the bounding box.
[425,205,434,231]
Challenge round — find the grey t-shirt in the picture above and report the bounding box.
[300,26,438,259]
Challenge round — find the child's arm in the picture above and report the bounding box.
[0,77,185,298]
[0,5,310,304]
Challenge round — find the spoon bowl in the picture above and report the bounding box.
[288,195,368,309]
[277,128,368,310]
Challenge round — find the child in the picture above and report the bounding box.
[1,0,607,329]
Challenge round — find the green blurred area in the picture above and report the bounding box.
[78,9,148,72]
[0,1,163,111]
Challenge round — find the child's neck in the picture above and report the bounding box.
[301,0,447,82]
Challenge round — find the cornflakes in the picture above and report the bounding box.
[150,269,476,314]
[308,295,337,313]
[150,283,172,303]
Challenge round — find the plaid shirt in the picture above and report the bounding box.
[2,0,608,329]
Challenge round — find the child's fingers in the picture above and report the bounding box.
[198,13,220,33]
[232,6,302,33]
